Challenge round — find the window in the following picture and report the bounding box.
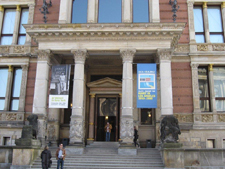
[133,0,149,23]
[141,109,152,125]
[3,137,10,146]
[223,139,225,148]
[18,8,29,45]
[194,5,224,43]
[213,67,225,111]
[1,9,16,45]
[193,6,205,43]
[72,0,88,23]
[98,0,122,23]
[0,7,28,45]
[198,67,210,112]
[0,68,8,110]
[206,139,215,148]
[10,68,22,111]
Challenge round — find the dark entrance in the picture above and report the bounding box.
[95,96,120,141]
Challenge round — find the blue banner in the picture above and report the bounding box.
[137,64,157,108]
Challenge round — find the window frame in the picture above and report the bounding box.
[71,0,88,24]
[17,7,29,45]
[193,5,205,43]
[132,0,150,23]
[0,67,8,111]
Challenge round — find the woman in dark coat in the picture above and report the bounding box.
[134,126,139,147]
[41,146,52,169]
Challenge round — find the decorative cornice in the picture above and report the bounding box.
[120,48,136,63]
[208,64,213,71]
[157,49,173,61]
[16,5,21,12]
[203,2,207,8]
[71,49,88,64]
[0,5,4,12]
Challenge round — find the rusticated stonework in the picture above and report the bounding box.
[174,114,193,123]
[202,114,213,123]
[120,48,136,63]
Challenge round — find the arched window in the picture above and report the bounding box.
[98,0,122,23]
[72,0,88,23]
[133,0,149,23]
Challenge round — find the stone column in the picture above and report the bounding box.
[157,49,173,115]
[221,2,225,38]
[203,2,210,43]
[32,50,51,146]
[208,64,217,113]
[122,0,132,23]
[87,0,97,23]
[25,3,35,45]
[120,48,135,143]
[69,49,88,146]
[12,5,21,45]
[0,6,4,40]
[187,1,196,43]
[87,93,95,144]
[59,0,72,23]
[4,66,14,111]
[151,0,160,23]
[18,65,29,112]
[191,63,201,114]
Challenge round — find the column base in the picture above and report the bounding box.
[87,138,94,145]
[118,142,137,155]
[66,142,84,155]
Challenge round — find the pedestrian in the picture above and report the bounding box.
[104,122,112,141]
[134,126,139,147]
[56,143,66,169]
[41,145,52,169]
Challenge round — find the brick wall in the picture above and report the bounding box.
[172,62,193,113]
[25,62,37,113]
[159,0,189,44]
[33,0,60,24]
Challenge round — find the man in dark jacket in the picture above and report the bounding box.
[41,146,52,169]
[134,126,139,147]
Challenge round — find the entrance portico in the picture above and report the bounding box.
[25,22,185,152]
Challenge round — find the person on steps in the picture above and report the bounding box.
[56,143,66,169]
[41,145,52,169]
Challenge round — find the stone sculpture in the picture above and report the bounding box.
[160,115,181,143]
[27,114,38,139]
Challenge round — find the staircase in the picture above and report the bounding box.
[30,142,164,169]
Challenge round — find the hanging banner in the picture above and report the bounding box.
[49,65,71,108]
[137,64,157,108]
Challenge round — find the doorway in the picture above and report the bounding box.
[95,96,120,141]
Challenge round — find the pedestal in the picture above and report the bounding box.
[65,143,84,155]
[118,143,137,156]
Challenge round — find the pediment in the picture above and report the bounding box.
[87,77,122,88]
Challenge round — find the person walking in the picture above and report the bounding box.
[104,122,112,141]
[56,143,66,169]
[134,126,139,147]
[41,145,52,169]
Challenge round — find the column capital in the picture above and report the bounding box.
[203,2,207,8]
[222,2,225,9]
[71,49,88,64]
[190,63,199,69]
[157,49,173,61]
[0,5,4,12]
[208,64,214,71]
[187,1,194,7]
[120,48,136,63]
[119,93,122,97]
[37,50,52,62]
[28,3,35,8]
[16,5,21,12]
[89,93,96,98]
[21,65,29,71]
[8,65,13,72]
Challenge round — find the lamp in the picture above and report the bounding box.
[39,0,52,23]
[105,116,108,120]
[169,0,180,22]
[148,111,151,118]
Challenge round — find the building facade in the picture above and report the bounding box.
[0,0,225,150]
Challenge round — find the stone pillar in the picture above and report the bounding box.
[25,3,35,45]
[203,2,210,43]
[122,0,132,23]
[87,93,95,144]
[0,6,4,40]
[151,0,160,23]
[157,49,173,115]
[4,66,14,111]
[69,49,88,146]
[221,2,225,38]
[187,1,196,43]
[120,48,136,143]
[191,63,201,114]
[32,50,51,146]
[59,0,72,23]
[12,5,21,45]
[208,64,217,113]
[18,65,29,112]
[87,0,97,23]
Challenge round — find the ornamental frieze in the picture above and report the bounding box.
[174,45,189,53]
[120,119,133,140]
[70,119,84,141]
[0,112,24,121]
[174,114,193,123]
[202,114,213,123]
[197,44,208,51]
[218,114,225,122]
[212,44,225,51]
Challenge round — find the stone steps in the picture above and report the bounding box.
[30,142,164,169]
